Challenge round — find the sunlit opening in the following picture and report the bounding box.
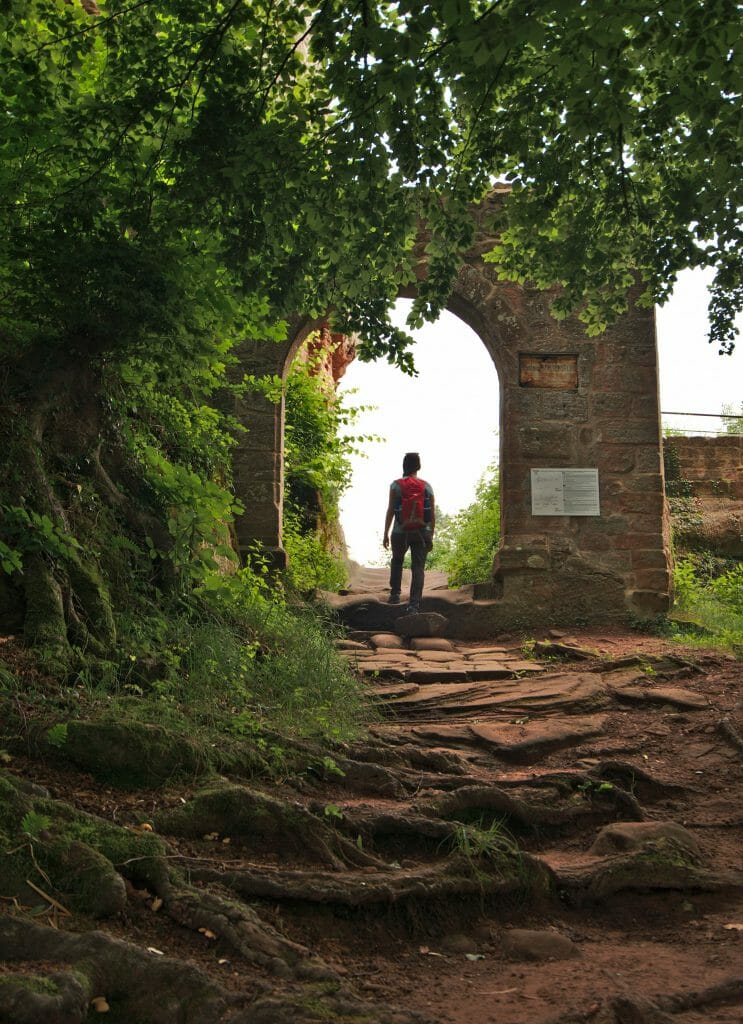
[338,300,499,566]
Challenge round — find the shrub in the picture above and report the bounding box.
[433,463,500,587]
[670,557,743,652]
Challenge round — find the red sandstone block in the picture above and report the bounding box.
[592,365,658,394]
[633,396,661,418]
[611,531,667,550]
[597,552,633,572]
[580,534,613,551]
[636,449,664,473]
[631,549,672,570]
[631,569,672,590]
[595,341,658,367]
[600,421,662,445]
[577,515,630,536]
[604,474,664,495]
[614,492,665,515]
[600,447,637,473]
[590,394,632,417]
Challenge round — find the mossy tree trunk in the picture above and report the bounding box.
[0,356,171,663]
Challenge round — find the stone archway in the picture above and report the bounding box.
[228,192,672,626]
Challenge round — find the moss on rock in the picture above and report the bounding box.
[0,771,173,917]
[67,558,117,646]
[155,781,364,868]
[39,838,127,917]
[21,554,70,663]
[55,719,202,788]
[155,782,296,840]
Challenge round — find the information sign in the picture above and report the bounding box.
[531,469,600,516]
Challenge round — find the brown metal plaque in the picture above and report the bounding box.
[519,354,578,390]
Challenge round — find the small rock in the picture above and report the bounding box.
[439,933,479,954]
[590,821,702,859]
[336,639,370,651]
[395,612,448,638]
[501,928,581,961]
[409,637,455,651]
[370,633,406,650]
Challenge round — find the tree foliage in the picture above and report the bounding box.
[282,347,366,592]
[428,462,501,587]
[721,402,743,434]
[1,0,740,373]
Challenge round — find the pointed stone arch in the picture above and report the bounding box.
[228,195,672,627]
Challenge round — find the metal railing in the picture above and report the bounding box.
[661,410,742,437]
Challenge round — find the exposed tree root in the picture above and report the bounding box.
[165,887,325,978]
[189,851,553,907]
[551,976,743,1024]
[323,757,479,798]
[716,716,743,754]
[332,757,409,797]
[155,782,387,870]
[335,808,459,845]
[487,768,646,817]
[657,975,743,1014]
[243,992,434,1024]
[0,916,434,1024]
[592,761,686,801]
[345,740,468,776]
[0,915,242,1023]
[413,782,643,833]
[21,554,69,660]
[553,847,743,904]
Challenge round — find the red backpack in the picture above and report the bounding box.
[397,477,427,530]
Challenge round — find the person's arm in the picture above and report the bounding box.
[383,486,396,549]
[427,487,436,535]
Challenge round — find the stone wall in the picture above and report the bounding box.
[663,435,742,498]
[298,325,357,386]
[663,435,742,560]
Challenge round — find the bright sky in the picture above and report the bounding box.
[337,270,741,566]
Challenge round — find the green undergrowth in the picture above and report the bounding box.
[0,770,172,919]
[664,557,743,654]
[0,346,370,783]
[449,819,524,878]
[0,567,370,785]
[428,461,500,586]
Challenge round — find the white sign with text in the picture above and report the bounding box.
[531,469,600,516]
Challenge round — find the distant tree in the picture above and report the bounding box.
[432,464,501,587]
[721,403,743,435]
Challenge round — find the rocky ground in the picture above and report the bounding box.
[1,575,742,1024]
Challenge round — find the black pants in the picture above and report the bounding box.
[389,531,428,607]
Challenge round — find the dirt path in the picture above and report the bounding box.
[1,615,742,1024]
[329,625,743,1023]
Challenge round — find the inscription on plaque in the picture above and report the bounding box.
[519,354,578,390]
[531,469,600,516]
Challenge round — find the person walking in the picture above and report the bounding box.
[382,452,435,613]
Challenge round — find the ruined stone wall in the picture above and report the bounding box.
[297,325,357,386]
[663,435,743,498]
